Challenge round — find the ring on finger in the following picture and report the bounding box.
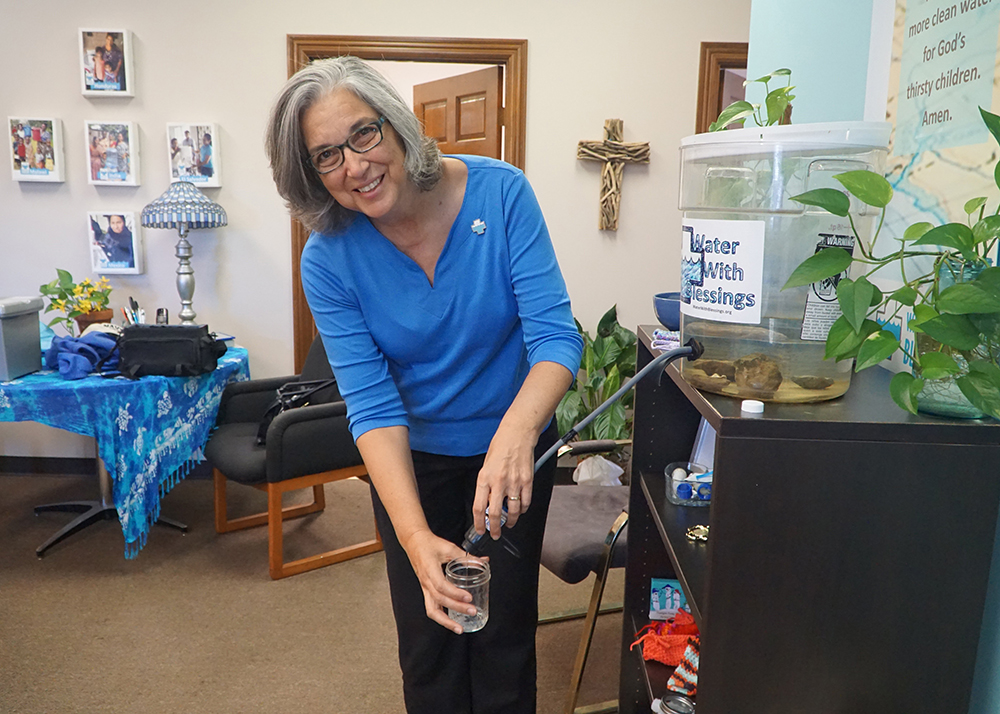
[507,495,520,502]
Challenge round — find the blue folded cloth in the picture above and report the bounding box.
[44,332,120,380]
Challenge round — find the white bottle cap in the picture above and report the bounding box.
[741,399,764,414]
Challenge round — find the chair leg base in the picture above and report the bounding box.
[213,467,382,580]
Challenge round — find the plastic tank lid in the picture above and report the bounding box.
[0,296,44,318]
[681,120,892,150]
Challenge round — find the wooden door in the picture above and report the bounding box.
[413,66,503,159]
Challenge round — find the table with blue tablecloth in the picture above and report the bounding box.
[0,347,249,557]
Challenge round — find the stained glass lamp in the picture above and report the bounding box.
[140,181,227,325]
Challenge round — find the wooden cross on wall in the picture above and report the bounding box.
[577,118,650,231]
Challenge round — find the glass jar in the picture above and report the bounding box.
[446,556,490,633]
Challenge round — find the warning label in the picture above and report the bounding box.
[799,232,855,341]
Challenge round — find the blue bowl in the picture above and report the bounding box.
[653,292,681,331]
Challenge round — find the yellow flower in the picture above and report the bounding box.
[78,299,93,312]
[80,278,92,286]
[72,285,84,297]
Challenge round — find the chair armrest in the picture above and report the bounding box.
[216,374,299,425]
[265,401,364,482]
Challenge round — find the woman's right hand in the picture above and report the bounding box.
[402,528,476,634]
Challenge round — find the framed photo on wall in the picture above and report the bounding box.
[85,121,140,185]
[8,117,65,182]
[166,123,220,187]
[79,29,134,96]
[88,211,143,275]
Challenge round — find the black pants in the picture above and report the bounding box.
[370,422,557,714]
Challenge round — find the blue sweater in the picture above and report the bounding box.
[301,155,583,456]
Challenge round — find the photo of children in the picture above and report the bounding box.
[85,121,139,185]
[88,212,143,275]
[9,117,64,182]
[166,123,220,187]
[79,30,133,95]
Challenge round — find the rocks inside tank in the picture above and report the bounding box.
[791,375,835,390]
[733,353,783,396]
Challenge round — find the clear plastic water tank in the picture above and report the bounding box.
[678,121,891,403]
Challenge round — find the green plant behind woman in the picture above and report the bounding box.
[556,305,638,441]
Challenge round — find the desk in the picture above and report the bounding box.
[0,347,249,557]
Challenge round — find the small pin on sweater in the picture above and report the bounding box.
[471,219,486,235]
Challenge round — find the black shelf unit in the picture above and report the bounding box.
[619,326,1000,714]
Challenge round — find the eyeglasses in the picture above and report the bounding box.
[307,116,386,174]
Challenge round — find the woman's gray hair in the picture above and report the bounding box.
[264,56,442,234]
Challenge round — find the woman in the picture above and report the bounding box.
[265,56,582,714]
[92,214,134,267]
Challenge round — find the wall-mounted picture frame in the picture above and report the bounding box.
[9,117,65,182]
[166,123,220,187]
[88,211,143,275]
[85,120,139,186]
[79,29,134,96]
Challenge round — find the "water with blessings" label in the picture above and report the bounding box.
[680,218,765,325]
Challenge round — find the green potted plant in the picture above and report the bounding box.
[782,107,1000,420]
[39,270,114,337]
[556,306,637,470]
[709,68,795,132]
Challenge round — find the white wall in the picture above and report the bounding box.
[0,0,751,456]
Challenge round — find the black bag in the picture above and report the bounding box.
[256,379,339,445]
[114,324,228,379]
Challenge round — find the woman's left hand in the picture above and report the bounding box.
[473,423,535,538]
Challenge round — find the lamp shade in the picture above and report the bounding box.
[140,181,227,230]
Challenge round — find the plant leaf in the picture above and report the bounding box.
[855,329,900,371]
[597,305,619,339]
[917,313,983,350]
[710,101,756,132]
[765,86,794,126]
[556,390,583,436]
[972,216,1000,245]
[56,269,74,289]
[890,372,922,414]
[593,402,628,441]
[825,317,882,361]
[782,247,853,289]
[956,362,1000,419]
[603,364,622,398]
[837,276,876,332]
[980,106,1000,148]
[965,197,988,215]
[835,170,893,208]
[889,286,919,306]
[591,335,622,372]
[937,282,1000,314]
[789,188,850,217]
[902,222,934,242]
[911,223,975,255]
[916,351,961,379]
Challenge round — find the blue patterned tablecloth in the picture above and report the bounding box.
[0,347,250,557]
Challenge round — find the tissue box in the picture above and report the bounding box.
[0,296,43,381]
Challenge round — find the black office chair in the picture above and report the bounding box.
[541,441,629,714]
[204,335,381,580]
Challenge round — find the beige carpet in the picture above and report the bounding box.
[0,472,623,714]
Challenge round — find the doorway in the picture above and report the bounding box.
[285,35,528,368]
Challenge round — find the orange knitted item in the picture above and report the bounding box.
[629,609,700,666]
[666,637,700,696]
